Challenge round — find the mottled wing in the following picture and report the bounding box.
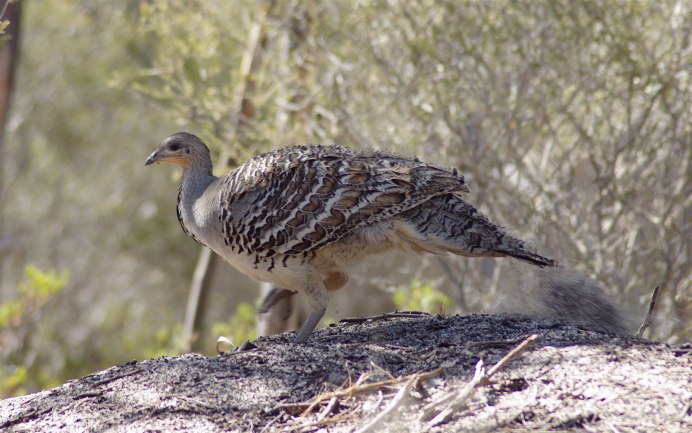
[218,145,469,257]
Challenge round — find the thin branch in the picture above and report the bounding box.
[483,333,539,382]
[259,413,283,433]
[435,257,467,310]
[315,397,339,423]
[421,334,539,426]
[0,0,11,21]
[636,285,660,338]
[339,311,431,323]
[182,1,269,351]
[276,368,444,414]
[354,375,418,433]
[425,359,485,426]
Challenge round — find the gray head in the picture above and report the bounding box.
[145,132,212,170]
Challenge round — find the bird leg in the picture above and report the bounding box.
[294,274,329,343]
[295,307,326,343]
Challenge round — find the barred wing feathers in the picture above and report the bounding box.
[217,145,468,257]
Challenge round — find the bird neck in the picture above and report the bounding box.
[179,160,216,205]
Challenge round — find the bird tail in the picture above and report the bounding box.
[400,194,556,267]
[497,244,556,268]
[401,195,627,335]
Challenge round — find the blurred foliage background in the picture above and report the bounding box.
[0,0,689,397]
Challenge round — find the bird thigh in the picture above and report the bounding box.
[304,271,329,311]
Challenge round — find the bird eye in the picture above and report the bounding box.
[169,143,180,151]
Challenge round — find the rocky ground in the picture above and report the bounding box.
[0,313,689,432]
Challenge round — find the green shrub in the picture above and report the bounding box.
[211,302,258,347]
[0,266,68,398]
[392,278,453,314]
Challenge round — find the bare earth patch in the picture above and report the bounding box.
[0,313,689,432]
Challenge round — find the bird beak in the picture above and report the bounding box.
[145,150,160,166]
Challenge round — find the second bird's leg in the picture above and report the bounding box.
[258,287,296,316]
[294,274,329,343]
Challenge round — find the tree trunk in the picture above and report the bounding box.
[182,1,268,352]
[0,0,21,275]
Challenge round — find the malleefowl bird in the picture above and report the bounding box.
[145,132,556,342]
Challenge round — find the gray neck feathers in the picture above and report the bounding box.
[179,156,217,232]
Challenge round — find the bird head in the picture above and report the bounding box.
[145,132,211,169]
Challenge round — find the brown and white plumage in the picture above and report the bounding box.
[146,132,556,342]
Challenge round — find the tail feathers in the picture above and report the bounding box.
[401,195,556,268]
[499,244,557,268]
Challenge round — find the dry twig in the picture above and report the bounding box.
[422,334,539,426]
[339,311,432,323]
[482,334,539,383]
[315,397,338,423]
[277,368,444,415]
[636,285,660,338]
[354,375,418,433]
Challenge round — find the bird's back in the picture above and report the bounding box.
[213,145,470,259]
